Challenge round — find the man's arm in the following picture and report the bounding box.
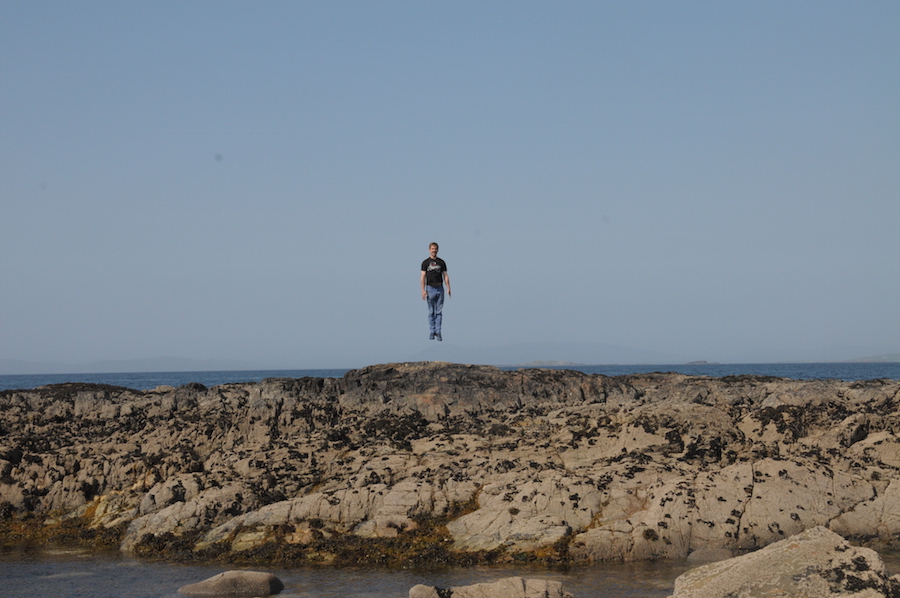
[421,271,427,300]
[443,272,451,298]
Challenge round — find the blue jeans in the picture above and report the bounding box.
[426,285,444,334]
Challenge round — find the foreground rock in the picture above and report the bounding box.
[668,526,900,598]
[410,577,571,598]
[178,570,284,596]
[2,362,900,564]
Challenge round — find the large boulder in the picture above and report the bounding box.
[178,570,284,596]
[668,526,900,598]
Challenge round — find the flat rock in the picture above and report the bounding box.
[410,577,572,598]
[178,570,284,596]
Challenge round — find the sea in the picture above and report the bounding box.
[3,361,900,597]
[2,362,900,392]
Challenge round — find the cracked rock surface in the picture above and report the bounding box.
[2,362,900,563]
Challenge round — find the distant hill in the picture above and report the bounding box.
[851,353,900,363]
[519,361,586,367]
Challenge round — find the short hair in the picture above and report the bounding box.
[429,242,439,250]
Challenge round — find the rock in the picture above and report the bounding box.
[831,478,900,542]
[685,548,733,564]
[410,577,571,598]
[122,482,257,552]
[445,473,596,552]
[3,364,900,564]
[178,570,284,596]
[668,526,900,598]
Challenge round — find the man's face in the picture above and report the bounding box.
[429,245,438,258]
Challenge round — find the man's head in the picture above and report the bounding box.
[429,242,439,257]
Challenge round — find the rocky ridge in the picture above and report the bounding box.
[2,362,900,564]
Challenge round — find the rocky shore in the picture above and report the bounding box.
[2,361,900,567]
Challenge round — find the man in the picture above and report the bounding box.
[420,242,451,341]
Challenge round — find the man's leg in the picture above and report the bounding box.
[426,286,439,337]
[432,286,444,340]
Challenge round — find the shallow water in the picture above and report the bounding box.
[5,546,900,598]
[0,548,691,598]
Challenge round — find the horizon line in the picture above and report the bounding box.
[3,358,900,377]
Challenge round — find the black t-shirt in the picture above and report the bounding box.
[421,257,447,287]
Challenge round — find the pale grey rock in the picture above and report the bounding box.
[178,570,284,596]
[685,548,733,564]
[410,577,572,598]
[410,585,442,598]
[668,526,900,598]
[122,483,256,552]
[139,474,204,515]
[197,478,468,551]
[831,478,900,542]
[446,473,600,551]
[569,455,875,561]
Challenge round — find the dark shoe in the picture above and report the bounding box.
[429,333,435,340]
[435,333,442,341]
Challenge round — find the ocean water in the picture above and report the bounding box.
[1,362,899,392]
[0,369,349,392]
[0,548,690,598]
[565,361,900,381]
[1,545,898,598]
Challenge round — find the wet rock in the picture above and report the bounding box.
[410,577,571,598]
[668,526,900,598]
[178,570,284,596]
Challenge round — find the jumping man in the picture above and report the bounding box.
[420,242,451,341]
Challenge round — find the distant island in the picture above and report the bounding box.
[516,360,586,367]
[852,354,900,363]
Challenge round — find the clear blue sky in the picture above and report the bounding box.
[2,1,898,369]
